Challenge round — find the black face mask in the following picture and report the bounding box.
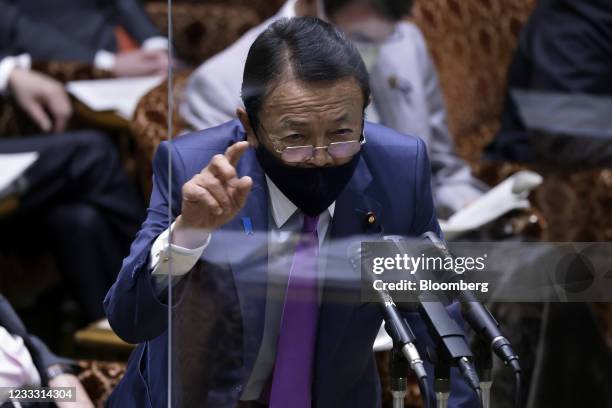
[255,142,361,217]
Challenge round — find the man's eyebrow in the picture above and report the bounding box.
[277,113,352,128]
[279,118,309,129]
[332,113,351,123]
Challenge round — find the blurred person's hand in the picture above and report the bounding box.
[113,49,170,77]
[173,141,253,248]
[8,68,72,133]
[48,372,94,408]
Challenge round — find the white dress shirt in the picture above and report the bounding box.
[0,326,40,391]
[149,177,335,400]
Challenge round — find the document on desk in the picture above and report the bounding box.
[0,152,39,198]
[66,75,165,120]
[439,170,543,239]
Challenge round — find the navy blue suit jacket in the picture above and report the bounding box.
[104,120,477,407]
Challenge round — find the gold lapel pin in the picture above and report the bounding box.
[366,211,377,225]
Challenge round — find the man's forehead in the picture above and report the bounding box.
[267,76,362,97]
[262,77,364,116]
[276,112,353,129]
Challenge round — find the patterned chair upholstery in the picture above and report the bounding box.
[78,360,126,408]
[144,2,264,66]
[411,0,536,165]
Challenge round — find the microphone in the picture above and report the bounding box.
[421,232,521,375]
[418,299,482,393]
[382,235,482,396]
[348,244,428,381]
[376,284,428,381]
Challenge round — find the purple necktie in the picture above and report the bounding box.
[268,215,320,408]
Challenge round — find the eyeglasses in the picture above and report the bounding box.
[274,132,366,163]
[254,121,367,163]
[276,137,366,163]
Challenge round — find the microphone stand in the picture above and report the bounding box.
[389,347,408,408]
[473,338,493,408]
[433,353,451,408]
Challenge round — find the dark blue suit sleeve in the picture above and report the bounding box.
[104,141,183,344]
[0,0,96,62]
[112,0,161,44]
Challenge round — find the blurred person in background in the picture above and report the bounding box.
[0,0,169,77]
[485,0,612,167]
[0,49,145,321]
[181,0,488,219]
[0,295,94,407]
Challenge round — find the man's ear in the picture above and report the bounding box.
[236,108,258,147]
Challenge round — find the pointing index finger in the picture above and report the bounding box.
[224,141,250,168]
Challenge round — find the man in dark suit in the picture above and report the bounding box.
[485,0,612,165]
[0,51,145,320]
[0,295,93,407]
[0,0,169,77]
[105,17,477,407]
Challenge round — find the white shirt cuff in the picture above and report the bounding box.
[150,222,210,279]
[142,36,169,51]
[94,50,116,71]
[0,54,31,93]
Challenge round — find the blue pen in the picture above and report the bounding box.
[242,217,253,235]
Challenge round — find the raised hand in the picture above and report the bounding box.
[173,141,253,248]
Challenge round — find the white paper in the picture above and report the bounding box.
[439,170,543,239]
[0,152,39,195]
[66,76,164,120]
